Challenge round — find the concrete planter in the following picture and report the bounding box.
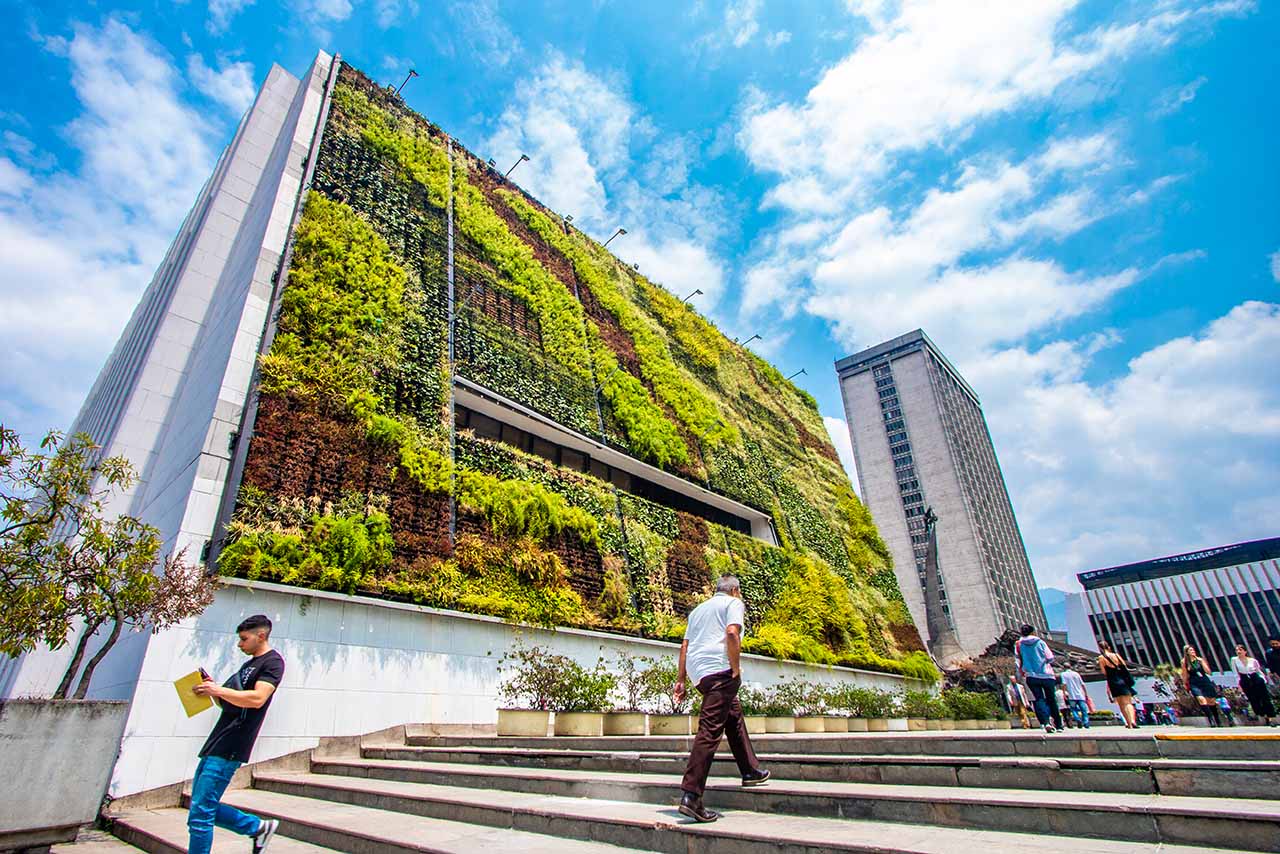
[939,719,956,730]
[866,718,889,732]
[823,715,849,733]
[650,714,694,736]
[1179,716,1209,727]
[554,712,604,737]
[886,717,909,732]
[744,715,767,734]
[994,719,1013,730]
[907,717,927,731]
[793,716,825,733]
[956,719,979,730]
[925,719,943,730]
[0,700,129,851]
[846,717,870,732]
[602,711,647,736]
[765,716,796,733]
[497,709,550,737]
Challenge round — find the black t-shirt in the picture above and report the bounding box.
[199,650,284,762]
[1265,647,1280,676]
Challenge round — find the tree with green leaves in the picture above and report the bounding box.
[1,426,218,699]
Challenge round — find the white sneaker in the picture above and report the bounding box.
[1044,724,1056,733]
[253,818,278,854]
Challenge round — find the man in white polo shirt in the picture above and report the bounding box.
[674,574,770,822]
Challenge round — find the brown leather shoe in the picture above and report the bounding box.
[741,768,771,787]
[678,792,721,823]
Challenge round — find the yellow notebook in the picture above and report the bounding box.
[174,670,214,717]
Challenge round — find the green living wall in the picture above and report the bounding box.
[219,63,934,681]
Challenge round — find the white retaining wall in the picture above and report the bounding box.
[110,578,919,797]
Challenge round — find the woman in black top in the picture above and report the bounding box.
[1181,645,1223,727]
[1097,642,1138,728]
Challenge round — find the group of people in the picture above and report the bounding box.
[1010,624,1280,732]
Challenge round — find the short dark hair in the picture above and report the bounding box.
[1019,624,1035,637]
[237,614,272,635]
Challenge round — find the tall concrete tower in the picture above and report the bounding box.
[835,329,1046,659]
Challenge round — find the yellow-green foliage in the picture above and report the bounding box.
[457,469,599,546]
[634,273,730,371]
[383,535,591,628]
[260,193,406,404]
[503,191,735,448]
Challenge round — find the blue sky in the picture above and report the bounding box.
[1,0,1276,591]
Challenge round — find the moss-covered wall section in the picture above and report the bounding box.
[222,63,933,681]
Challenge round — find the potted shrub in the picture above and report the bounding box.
[604,653,651,736]
[901,689,937,732]
[830,684,883,732]
[762,685,797,733]
[551,656,615,737]
[496,640,559,736]
[782,679,827,732]
[737,685,768,734]
[885,691,909,731]
[943,688,999,730]
[642,659,696,735]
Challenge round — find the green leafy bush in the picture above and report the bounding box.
[942,688,1002,720]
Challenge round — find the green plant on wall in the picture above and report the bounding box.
[222,63,928,680]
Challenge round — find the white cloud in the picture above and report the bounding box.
[374,0,418,29]
[188,53,256,115]
[208,0,254,34]
[765,30,792,49]
[823,415,860,494]
[739,1,1251,207]
[726,0,762,47]
[1,20,220,443]
[1270,250,1280,283]
[1151,75,1208,117]
[969,301,1280,589]
[484,54,730,310]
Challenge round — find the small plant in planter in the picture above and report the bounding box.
[550,655,616,736]
[496,640,562,736]
[761,684,798,733]
[781,678,829,732]
[737,685,769,734]
[901,689,940,731]
[604,652,652,735]
[640,658,697,735]
[942,688,1000,729]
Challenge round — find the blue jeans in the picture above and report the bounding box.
[1068,698,1090,728]
[187,755,261,854]
[1025,676,1063,730]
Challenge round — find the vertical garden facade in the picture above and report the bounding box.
[217,62,932,680]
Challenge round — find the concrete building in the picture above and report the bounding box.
[1077,537,1280,672]
[836,329,1046,659]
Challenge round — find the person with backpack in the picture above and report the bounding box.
[1014,625,1063,733]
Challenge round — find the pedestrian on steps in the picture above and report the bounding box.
[1097,642,1139,729]
[674,575,770,823]
[1232,645,1275,726]
[1060,664,1090,729]
[1264,638,1280,687]
[1181,645,1224,727]
[1004,675,1032,729]
[1015,625,1063,733]
[189,615,284,854]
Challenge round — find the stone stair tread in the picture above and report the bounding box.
[52,828,146,852]
[247,771,1247,854]
[311,757,1280,819]
[372,744,1280,770]
[219,788,656,853]
[111,807,336,853]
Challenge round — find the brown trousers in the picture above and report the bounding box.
[680,669,760,797]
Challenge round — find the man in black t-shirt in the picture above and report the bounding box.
[1266,639,1280,686]
[188,614,285,854]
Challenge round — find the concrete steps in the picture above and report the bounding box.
[107,727,1280,853]
[365,743,1280,798]
[109,807,337,854]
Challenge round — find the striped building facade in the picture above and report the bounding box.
[1077,537,1280,672]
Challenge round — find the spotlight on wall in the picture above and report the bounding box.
[504,153,531,178]
[603,227,627,248]
[395,69,418,96]
[741,333,762,346]
[785,368,807,381]
[632,263,640,271]
[487,158,497,168]
[680,288,703,304]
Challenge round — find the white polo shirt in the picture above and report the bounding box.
[684,592,746,686]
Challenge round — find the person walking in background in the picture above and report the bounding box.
[1060,664,1090,729]
[1054,682,1072,727]
[1215,695,1236,726]
[1005,675,1032,729]
[674,575,770,823]
[1015,625,1063,733]
[1181,645,1223,727]
[189,615,284,854]
[1097,641,1139,729]
[1231,645,1274,726]
[1264,638,1280,686]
